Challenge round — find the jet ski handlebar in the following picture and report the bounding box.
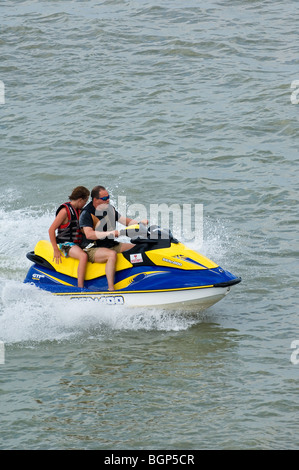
[119,224,178,244]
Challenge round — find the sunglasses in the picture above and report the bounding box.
[97,195,110,201]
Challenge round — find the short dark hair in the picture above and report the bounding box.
[91,185,106,199]
[69,186,90,201]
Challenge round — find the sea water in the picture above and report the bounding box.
[0,0,298,450]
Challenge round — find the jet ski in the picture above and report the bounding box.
[24,225,241,310]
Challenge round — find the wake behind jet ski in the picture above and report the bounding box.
[24,224,241,310]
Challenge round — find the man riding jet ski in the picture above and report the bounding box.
[24,218,241,310]
[78,185,148,291]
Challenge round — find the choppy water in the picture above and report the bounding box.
[0,0,299,450]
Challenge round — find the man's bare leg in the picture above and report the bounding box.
[119,243,135,252]
[93,248,117,291]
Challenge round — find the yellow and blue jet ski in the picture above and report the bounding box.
[24,225,241,310]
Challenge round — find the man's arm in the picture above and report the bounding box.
[118,216,148,226]
[82,225,119,241]
[80,210,118,240]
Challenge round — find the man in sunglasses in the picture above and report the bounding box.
[79,185,148,291]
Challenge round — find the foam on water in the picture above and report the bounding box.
[0,202,232,344]
[0,279,207,344]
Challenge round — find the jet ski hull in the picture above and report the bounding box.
[24,262,234,310]
[54,286,232,310]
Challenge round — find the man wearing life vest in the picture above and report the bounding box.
[79,185,148,291]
